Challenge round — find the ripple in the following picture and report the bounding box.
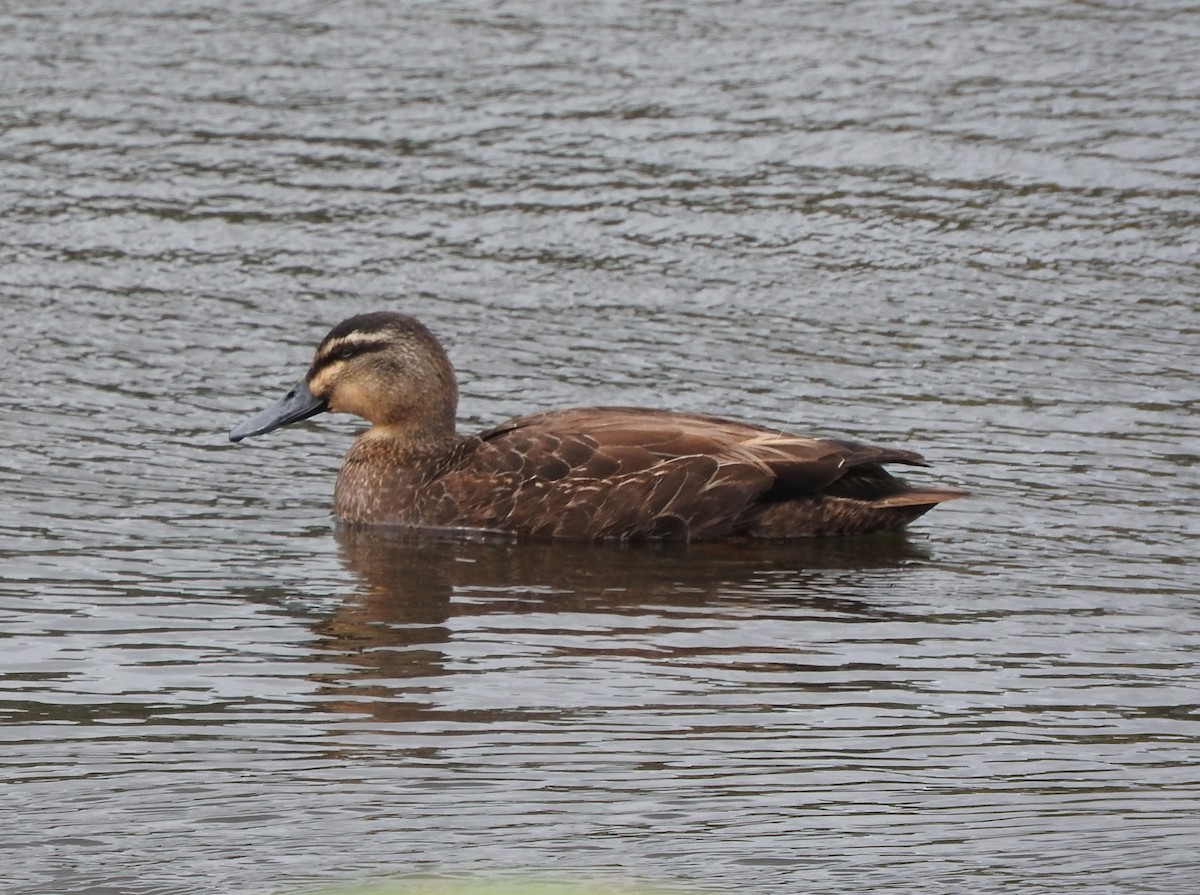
[3,1,1199,894]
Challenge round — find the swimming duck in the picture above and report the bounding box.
[230,311,966,541]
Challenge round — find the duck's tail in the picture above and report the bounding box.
[743,485,968,539]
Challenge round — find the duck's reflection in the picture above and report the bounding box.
[309,528,931,722]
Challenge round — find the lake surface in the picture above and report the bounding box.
[2,2,1198,894]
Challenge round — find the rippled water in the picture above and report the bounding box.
[2,2,1198,894]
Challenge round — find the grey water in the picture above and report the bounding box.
[2,2,1198,894]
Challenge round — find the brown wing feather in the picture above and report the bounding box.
[439,440,767,542]
[428,406,964,541]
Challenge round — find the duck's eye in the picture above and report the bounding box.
[333,345,358,361]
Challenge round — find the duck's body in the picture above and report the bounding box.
[230,312,966,542]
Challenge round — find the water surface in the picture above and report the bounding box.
[2,2,1198,894]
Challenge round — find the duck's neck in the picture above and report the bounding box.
[365,370,460,456]
[357,417,460,459]
[334,421,463,526]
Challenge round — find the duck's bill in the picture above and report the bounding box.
[229,380,327,442]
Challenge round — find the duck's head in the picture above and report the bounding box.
[229,311,458,444]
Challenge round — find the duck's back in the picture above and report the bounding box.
[334,407,965,542]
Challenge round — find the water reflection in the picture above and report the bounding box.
[332,525,934,620]
[313,528,933,722]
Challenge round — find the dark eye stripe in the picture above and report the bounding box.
[308,339,388,377]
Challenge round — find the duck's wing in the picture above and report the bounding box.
[425,407,956,541]
[428,409,767,540]
[481,406,929,482]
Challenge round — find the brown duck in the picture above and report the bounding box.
[230,311,966,542]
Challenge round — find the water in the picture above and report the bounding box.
[2,1,1198,894]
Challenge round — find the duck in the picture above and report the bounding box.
[229,311,967,542]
